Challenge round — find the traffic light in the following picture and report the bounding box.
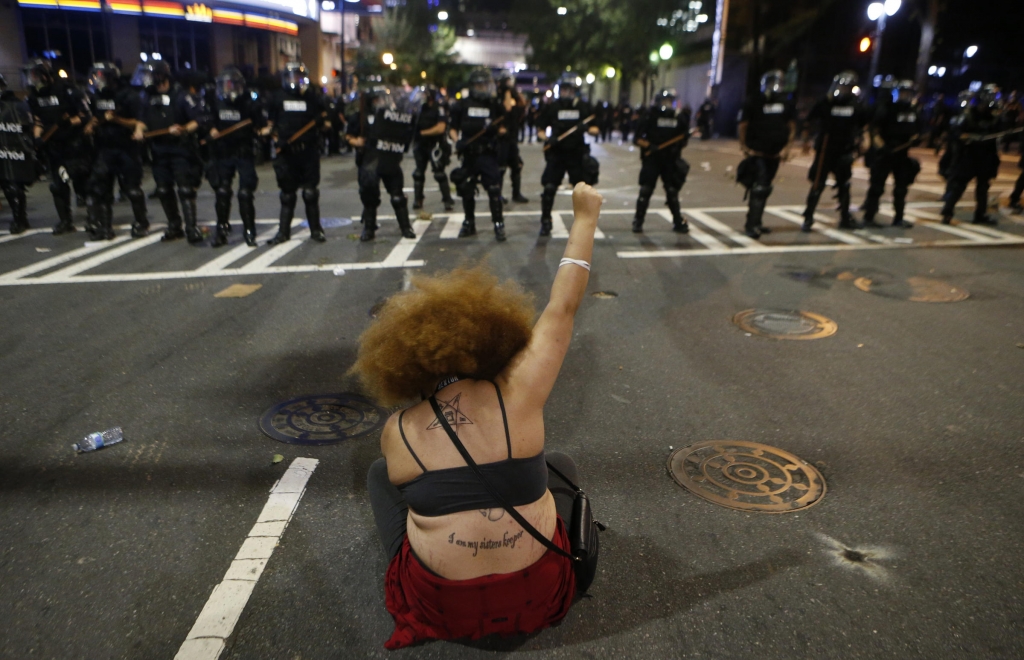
[859,37,872,53]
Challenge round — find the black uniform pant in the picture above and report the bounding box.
[207,155,259,228]
[743,156,781,229]
[940,170,992,221]
[2,181,28,229]
[1010,169,1024,207]
[273,144,322,235]
[635,155,687,224]
[805,149,855,221]
[457,151,503,224]
[45,141,92,227]
[412,141,454,205]
[87,146,147,229]
[152,144,203,232]
[498,138,524,196]
[862,152,919,222]
[541,148,589,221]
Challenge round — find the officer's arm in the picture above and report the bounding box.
[738,121,749,153]
[421,120,446,136]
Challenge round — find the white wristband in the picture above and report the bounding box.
[559,258,591,271]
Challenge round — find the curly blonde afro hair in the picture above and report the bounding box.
[352,264,536,406]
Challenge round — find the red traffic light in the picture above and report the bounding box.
[859,37,872,53]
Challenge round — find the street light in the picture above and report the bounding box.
[659,43,674,60]
[605,66,616,78]
[437,10,447,20]
[965,45,978,58]
[649,51,660,64]
[585,72,596,84]
[556,6,566,15]
[866,0,899,90]
[322,0,335,10]
[859,37,871,53]
[382,52,394,65]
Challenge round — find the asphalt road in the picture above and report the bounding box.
[2,136,1023,660]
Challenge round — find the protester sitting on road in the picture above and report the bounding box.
[356,182,603,649]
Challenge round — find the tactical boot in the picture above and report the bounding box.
[511,169,529,203]
[180,190,203,244]
[413,178,425,210]
[238,189,257,247]
[891,216,913,229]
[972,214,998,226]
[85,197,100,237]
[632,218,644,233]
[158,188,185,241]
[800,216,814,232]
[862,213,883,228]
[437,173,456,210]
[488,189,506,242]
[94,203,115,240]
[131,218,150,238]
[394,201,416,240]
[458,217,477,237]
[667,193,688,234]
[268,192,296,245]
[212,188,231,247]
[212,223,230,247]
[493,222,507,241]
[126,188,148,237]
[672,220,690,234]
[303,189,326,242]
[52,188,76,235]
[539,219,552,237]
[360,206,377,242]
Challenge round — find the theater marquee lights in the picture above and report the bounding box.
[18,0,306,34]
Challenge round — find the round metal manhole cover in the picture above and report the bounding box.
[668,441,826,513]
[853,275,969,302]
[259,393,389,445]
[733,309,837,340]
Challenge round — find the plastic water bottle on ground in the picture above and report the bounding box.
[73,427,124,453]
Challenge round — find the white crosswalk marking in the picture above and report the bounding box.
[766,208,868,245]
[654,209,727,249]
[38,233,165,281]
[685,209,759,247]
[194,228,280,274]
[240,229,310,272]
[0,237,131,284]
[440,213,464,239]
[0,228,50,244]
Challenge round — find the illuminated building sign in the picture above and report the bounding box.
[18,0,302,33]
[185,2,213,20]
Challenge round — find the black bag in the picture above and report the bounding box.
[428,396,604,594]
[674,156,690,185]
[449,165,467,187]
[736,156,756,190]
[582,153,600,185]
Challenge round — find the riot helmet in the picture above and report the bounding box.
[131,61,170,89]
[497,70,515,92]
[88,62,121,94]
[652,87,677,112]
[556,73,581,100]
[976,83,1002,111]
[282,62,310,94]
[365,84,392,111]
[421,84,439,106]
[22,59,54,91]
[957,89,972,109]
[827,70,859,100]
[468,69,495,101]
[759,69,784,100]
[216,67,246,102]
[892,79,916,104]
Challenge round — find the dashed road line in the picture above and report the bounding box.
[174,457,318,660]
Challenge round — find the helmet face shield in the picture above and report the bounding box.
[894,81,916,104]
[829,71,859,99]
[283,65,310,94]
[88,66,118,94]
[654,88,677,110]
[760,70,784,99]
[217,69,245,102]
[131,64,155,89]
[468,71,495,101]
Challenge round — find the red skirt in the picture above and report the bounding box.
[383,517,576,649]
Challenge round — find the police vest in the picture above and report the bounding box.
[546,99,591,151]
[415,103,445,145]
[144,88,178,132]
[878,101,920,144]
[644,109,687,147]
[274,90,321,144]
[91,87,138,147]
[742,95,793,153]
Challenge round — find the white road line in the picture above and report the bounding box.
[684,209,760,247]
[0,228,50,244]
[766,208,868,245]
[900,208,1017,240]
[654,209,726,249]
[37,233,165,280]
[617,236,1024,259]
[194,228,280,274]
[550,212,569,238]
[901,210,989,241]
[0,237,131,283]
[240,229,310,272]
[174,457,318,660]
[381,220,431,267]
[440,213,464,239]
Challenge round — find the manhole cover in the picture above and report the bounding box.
[259,393,389,445]
[668,441,826,513]
[853,276,968,302]
[591,291,618,299]
[733,309,837,340]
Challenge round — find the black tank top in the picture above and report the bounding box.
[397,381,548,517]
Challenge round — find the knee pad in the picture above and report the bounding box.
[216,186,233,200]
[542,183,559,199]
[458,182,477,198]
[156,186,174,200]
[412,170,426,183]
[751,183,773,198]
[176,186,196,201]
[390,193,407,207]
[638,185,655,201]
[486,185,502,200]
[433,171,448,184]
[302,188,319,205]
[126,188,146,203]
[280,191,298,207]
[664,186,679,198]
[49,181,69,198]
[237,188,254,203]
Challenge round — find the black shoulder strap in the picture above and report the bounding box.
[491,381,513,459]
[428,395,575,562]
[397,411,427,473]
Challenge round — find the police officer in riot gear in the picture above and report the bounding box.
[346,86,417,241]
[411,84,455,211]
[861,79,922,229]
[632,88,691,233]
[448,69,507,241]
[695,97,715,139]
[83,61,148,240]
[801,70,868,232]
[263,61,329,244]
[737,70,797,239]
[139,61,204,243]
[497,71,529,204]
[537,73,600,236]
[23,59,92,235]
[205,66,265,247]
[939,84,1002,226]
[0,73,36,234]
